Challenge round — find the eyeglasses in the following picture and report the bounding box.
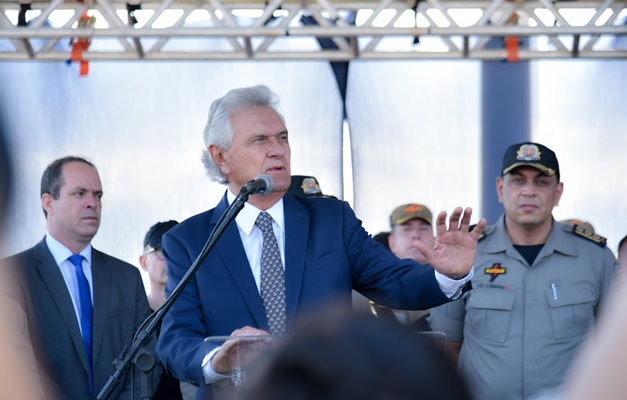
[144,247,164,260]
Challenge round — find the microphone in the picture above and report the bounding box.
[239,174,274,196]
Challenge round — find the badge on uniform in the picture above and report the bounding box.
[300,177,322,195]
[485,263,506,282]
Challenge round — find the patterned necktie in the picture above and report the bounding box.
[255,212,287,336]
[68,254,93,394]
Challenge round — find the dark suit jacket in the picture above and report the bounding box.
[8,238,152,400]
[156,193,451,398]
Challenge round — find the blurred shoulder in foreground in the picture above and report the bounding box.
[0,112,48,400]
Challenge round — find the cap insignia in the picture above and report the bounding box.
[404,204,422,214]
[516,144,542,162]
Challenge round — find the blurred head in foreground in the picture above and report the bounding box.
[241,311,472,400]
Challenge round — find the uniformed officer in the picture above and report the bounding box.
[428,142,617,400]
[370,203,436,325]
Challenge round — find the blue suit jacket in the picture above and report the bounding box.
[156,193,450,396]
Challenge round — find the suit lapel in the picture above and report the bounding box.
[213,195,268,329]
[32,240,89,373]
[283,194,309,323]
[90,248,111,369]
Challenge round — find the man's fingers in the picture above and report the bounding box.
[435,207,485,239]
[447,207,464,230]
[470,218,488,241]
[459,207,473,232]
[231,326,269,337]
[223,326,270,350]
[435,210,448,237]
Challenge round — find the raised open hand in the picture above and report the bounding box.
[413,207,487,280]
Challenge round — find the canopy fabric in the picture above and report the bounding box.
[1,59,626,294]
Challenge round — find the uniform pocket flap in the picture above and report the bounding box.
[546,286,595,308]
[468,289,515,311]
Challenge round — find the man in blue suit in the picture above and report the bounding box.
[8,156,153,399]
[156,85,486,398]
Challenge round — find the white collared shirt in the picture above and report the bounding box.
[45,234,94,334]
[226,189,286,293]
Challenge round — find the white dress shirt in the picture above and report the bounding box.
[45,234,93,335]
[227,190,286,293]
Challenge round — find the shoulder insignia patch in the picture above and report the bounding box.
[571,224,607,248]
[474,225,493,242]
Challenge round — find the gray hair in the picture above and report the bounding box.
[201,85,285,184]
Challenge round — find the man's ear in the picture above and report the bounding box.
[209,145,230,176]
[554,181,564,207]
[496,176,504,204]
[388,234,396,253]
[42,193,54,216]
[139,255,148,271]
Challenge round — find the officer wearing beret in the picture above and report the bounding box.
[429,142,617,400]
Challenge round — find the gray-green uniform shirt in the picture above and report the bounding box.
[428,215,617,400]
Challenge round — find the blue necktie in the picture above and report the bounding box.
[68,254,93,394]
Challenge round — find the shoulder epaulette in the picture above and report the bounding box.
[476,225,494,242]
[571,224,607,248]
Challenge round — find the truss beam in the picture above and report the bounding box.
[0,0,626,60]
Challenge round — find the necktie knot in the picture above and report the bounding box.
[69,254,85,269]
[255,212,274,234]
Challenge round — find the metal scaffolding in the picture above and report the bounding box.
[0,0,626,61]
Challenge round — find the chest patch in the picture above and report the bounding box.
[484,263,506,282]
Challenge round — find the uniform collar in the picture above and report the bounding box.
[483,215,578,259]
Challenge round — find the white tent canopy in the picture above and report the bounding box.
[1,58,626,293]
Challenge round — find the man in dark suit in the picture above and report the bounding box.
[156,85,486,398]
[7,156,152,400]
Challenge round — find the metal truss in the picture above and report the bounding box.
[0,0,626,61]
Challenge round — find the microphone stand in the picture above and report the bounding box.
[97,189,254,400]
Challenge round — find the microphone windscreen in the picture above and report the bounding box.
[254,174,274,196]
